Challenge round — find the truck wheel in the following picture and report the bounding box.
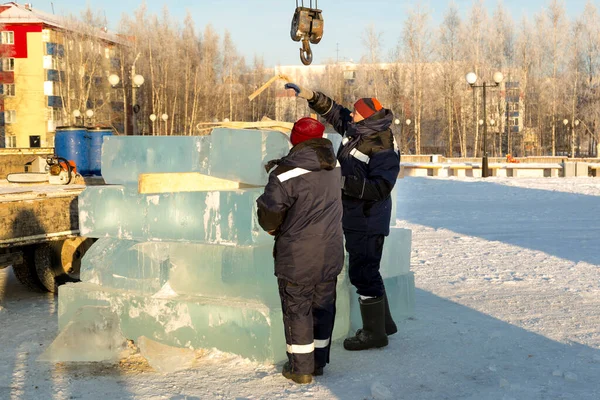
[12,246,46,292]
[36,238,96,293]
[34,243,59,292]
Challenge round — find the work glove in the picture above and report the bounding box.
[264,158,282,173]
[285,83,314,101]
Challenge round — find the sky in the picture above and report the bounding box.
[32,0,592,67]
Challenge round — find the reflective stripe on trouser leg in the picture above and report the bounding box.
[278,278,315,375]
[313,279,337,368]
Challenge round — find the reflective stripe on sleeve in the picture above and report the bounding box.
[277,167,311,182]
[350,148,370,164]
[286,343,315,354]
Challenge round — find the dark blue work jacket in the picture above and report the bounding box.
[309,92,400,235]
[256,138,344,285]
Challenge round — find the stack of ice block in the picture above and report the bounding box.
[58,128,413,365]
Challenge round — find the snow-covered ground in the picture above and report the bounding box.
[1,176,600,399]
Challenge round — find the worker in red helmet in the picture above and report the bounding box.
[285,83,400,352]
[257,117,344,384]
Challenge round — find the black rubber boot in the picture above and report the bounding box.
[282,362,313,384]
[343,296,388,351]
[312,366,324,376]
[383,292,398,336]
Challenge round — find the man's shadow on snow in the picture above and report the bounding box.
[315,289,600,399]
[395,177,600,265]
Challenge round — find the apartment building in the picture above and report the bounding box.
[0,2,123,148]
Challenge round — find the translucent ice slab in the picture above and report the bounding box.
[390,183,399,225]
[209,128,291,185]
[101,136,211,185]
[80,239,170,294]
[39,306,126,362]
[349,272,415,331]
[324,133,342,153]
[137,336,196,373]
[58,281,350,363]
[380,227,412,278]
[81,238,351,307]
[78,186,270,245]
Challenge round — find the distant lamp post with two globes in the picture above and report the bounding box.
[466,71,504,177]
[108,71,145,135]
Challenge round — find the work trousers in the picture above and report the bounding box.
[345,232,386,298]
[278,278,337,375]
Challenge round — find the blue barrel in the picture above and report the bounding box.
[55,126,90,176]
[87,127,114,176]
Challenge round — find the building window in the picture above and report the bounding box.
[47,95,63,108]
[6,135,17,148]
[5,110,16,124]
[1,31,14,45]
[3,83,15,97]
[47,107,63,121]
[508,102,519,112]
[2,58,15,71]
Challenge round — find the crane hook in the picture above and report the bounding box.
[300,38,313,65]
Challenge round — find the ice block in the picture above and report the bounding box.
[39,306,127,362]
[58,281,350,363]
[209,128,290,186]
[324,132,342,153]
[82,237,351,306]
[349,272,415,331]
[101,136,211,185]
[78,186,271,245]
[80,239,170,294]
[380,227,412,278]
[391,183,399,225]
[137,336,196,373]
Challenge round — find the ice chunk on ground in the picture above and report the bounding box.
[137,336,196,373]
[564,372,578,381]
[38,306,126,362]
[370,381,394,400]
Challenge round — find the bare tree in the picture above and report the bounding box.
[402,3,431,155]
[539,0,568,155]
[437,4,462,156]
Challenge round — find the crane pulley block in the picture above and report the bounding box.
[290,1,324,65]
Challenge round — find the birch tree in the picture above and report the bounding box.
[402,3,431,155]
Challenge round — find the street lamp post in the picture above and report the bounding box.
[161,113,169,135]
[406,119,412,154]
[489,119,496,156]
[574,119,580,157]
[108,63,145,136]
[466,71,504,178]
[85,109,94,127]
[149,113,157,136]
[563,119,569,157]
[73,109,82,125]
